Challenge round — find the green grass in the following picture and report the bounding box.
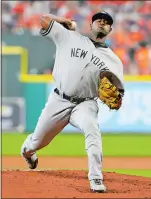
[2,133,151,156]
[104,169,151,178]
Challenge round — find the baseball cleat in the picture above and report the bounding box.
[22,148,38,169]
[90,179,106,193]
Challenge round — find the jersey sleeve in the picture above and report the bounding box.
[100,56,124,90]
[40,20,69,47]
[107,60,124,90]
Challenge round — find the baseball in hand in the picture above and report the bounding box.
[71,21,77,30]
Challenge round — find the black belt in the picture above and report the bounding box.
[54,88,93,104]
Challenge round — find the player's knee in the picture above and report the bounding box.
[84,127,101,151]
[82,119,100,135]
[85,135,101,148]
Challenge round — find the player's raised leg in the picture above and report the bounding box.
[21,91,73,169]
[69,100,106,192]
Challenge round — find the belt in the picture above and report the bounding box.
[54,88,93,104]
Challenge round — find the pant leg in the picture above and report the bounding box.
[21,91,74,157]
[69,100,103,181]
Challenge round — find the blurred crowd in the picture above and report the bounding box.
[2,0,151,75]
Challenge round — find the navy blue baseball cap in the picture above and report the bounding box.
[92,11,113,25]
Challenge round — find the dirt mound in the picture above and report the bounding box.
[2,170,151,198]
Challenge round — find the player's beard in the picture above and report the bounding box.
[96,26,110,39]
[96,31,107,39]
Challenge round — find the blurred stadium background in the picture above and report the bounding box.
[1,1,151,176]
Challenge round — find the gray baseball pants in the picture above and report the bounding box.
[21,90,103,180]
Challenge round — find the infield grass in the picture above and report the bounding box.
[2,133,151,157]
[104,169,151,178]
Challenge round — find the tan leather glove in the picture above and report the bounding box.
[98,77,124,110]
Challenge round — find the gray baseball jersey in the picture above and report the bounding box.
[41,20,124,98]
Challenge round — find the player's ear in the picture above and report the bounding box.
[109,27,112,32]
[90,23,92,30]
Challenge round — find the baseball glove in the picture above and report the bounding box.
[98,76,124,110]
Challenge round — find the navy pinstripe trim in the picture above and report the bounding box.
[40,20,54,36]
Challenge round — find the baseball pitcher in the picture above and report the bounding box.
[21,11,124,193]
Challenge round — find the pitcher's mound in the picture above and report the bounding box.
[2,170,151,198]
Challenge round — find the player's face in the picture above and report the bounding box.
[91,18,112,38]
